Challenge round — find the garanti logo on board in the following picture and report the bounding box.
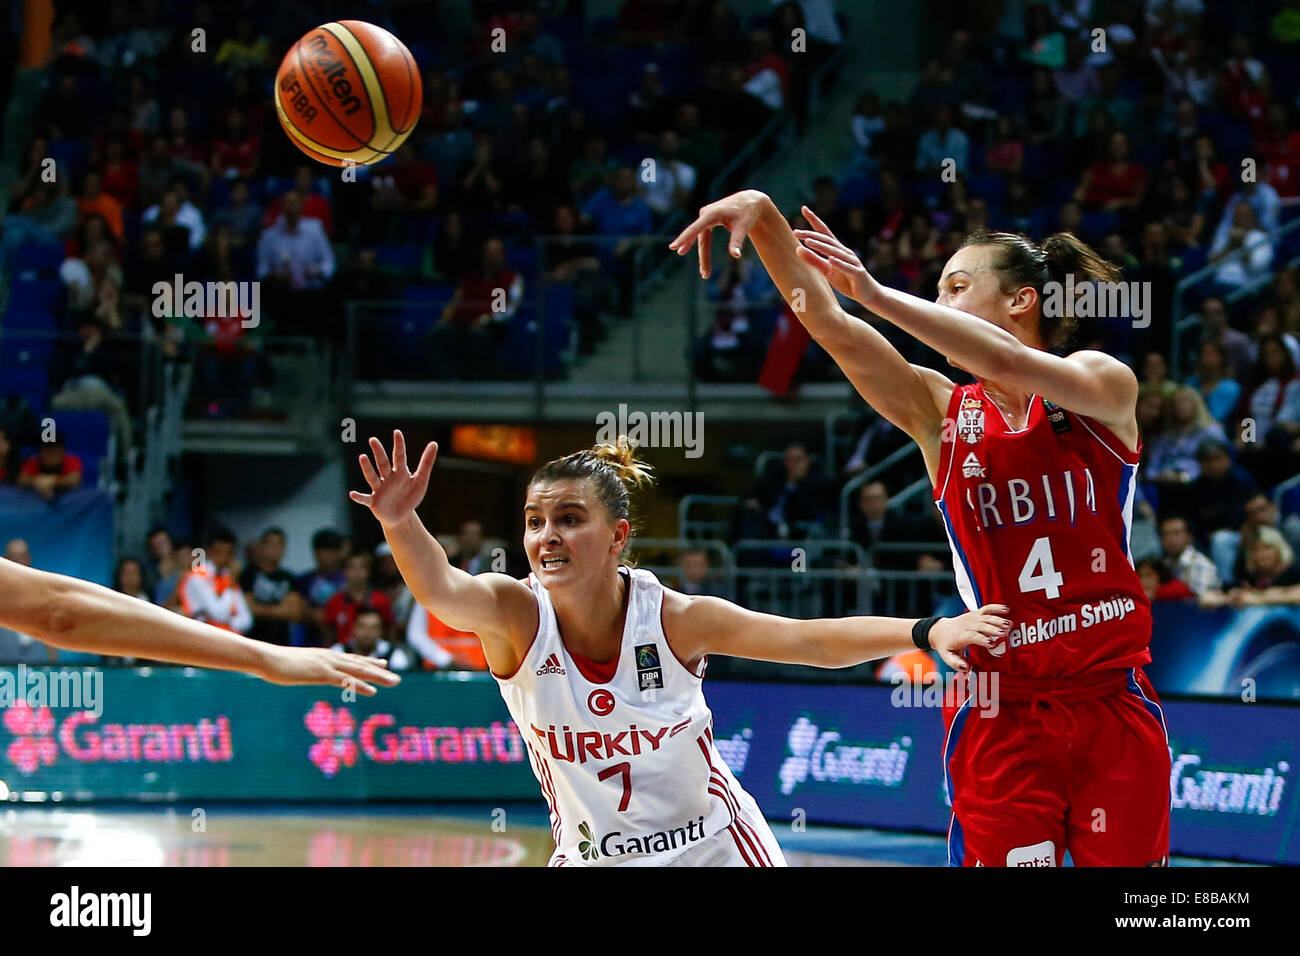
[303,702,527,777]
[2,701,234,775]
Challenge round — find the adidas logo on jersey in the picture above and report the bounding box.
[536,653,567,676]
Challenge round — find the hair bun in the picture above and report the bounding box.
[592,437,654,488]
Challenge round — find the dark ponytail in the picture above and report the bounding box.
[961,228,1122,348]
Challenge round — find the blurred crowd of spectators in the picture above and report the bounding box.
[693,1,1300,613]
[2,0,843,422]
[697,3,1300,402]
[0,519,527,666]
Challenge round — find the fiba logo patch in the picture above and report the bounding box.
[635,643,664,691]
[588,689,616,716]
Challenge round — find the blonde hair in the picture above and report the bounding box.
[528,436,655,538]
[1248,526,1294,575]
[1167,385,1215,432]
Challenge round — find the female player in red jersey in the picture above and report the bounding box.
[349,430,1008,866]
[671,191,1171,867]
[0,559,400,694]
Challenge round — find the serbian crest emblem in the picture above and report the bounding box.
[956,396,985,445]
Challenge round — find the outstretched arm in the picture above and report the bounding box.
[664,592,1009,673]
[349,431,537,676]
[671,191,952,452]
[0,560,400,694]
[795,218,1139,443]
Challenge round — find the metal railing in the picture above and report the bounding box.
[678,493,744,539]
[731,538,870,619]
[824,408,863,476]
[1170,213,1300,380]
[838,441,923,535]
[626,533,957,619]
[625,536,737,602]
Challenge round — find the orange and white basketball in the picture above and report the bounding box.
[273,20,422,167]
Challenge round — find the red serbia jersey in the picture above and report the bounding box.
[934,383,1152,679]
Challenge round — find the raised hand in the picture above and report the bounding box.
[792,204,881,307]
[258,644,400,695]
[349,430,438,529]
[929,604,1011,672]
[669,189,774,279]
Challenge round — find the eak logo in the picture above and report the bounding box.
[536,653,566,676]
[961,452,985,479]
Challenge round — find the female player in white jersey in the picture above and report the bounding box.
[0,560,399,693]
[349,429,1009,866]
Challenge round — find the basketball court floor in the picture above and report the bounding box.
[0,803,1254,866]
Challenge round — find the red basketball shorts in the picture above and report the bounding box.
[943,667,1171,867]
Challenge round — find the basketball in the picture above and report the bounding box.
[273,20,421,167]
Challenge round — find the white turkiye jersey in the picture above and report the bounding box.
[494,567,778,866]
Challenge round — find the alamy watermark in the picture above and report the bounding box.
[594,404,704,459]
[890,669,1000,719]
[0,665,103,716]
[152,274,260,328]
[1041,276,1151,329]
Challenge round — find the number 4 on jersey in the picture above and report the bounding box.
[1017,536,1064,599]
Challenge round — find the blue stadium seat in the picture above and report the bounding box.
[837,174,874,208]
[966,173,1007,209]
[49,410,110,487]
[49,139,90,182]
[1178,246,1208,276]
[8,278,62,318]
[498,283,575,376]
[506,245,540,281]
[0,337,55,369]
[1280,482,1300,518]
[0,367,49,415]
[3,309,56,333]
[11,241,65,278]
[402,283,455,304]
[376,244,422,273]
[52,409,109,454]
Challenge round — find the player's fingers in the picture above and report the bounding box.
[342,674,378,696]
[358,453,381,491]
[793,228,851,256]
[369,436,392,477]
[801,236,862,267]
[413,441,439,483]
[392,429,407,474]
[940,650,970,673]
[795,244,833,276]
[726,223,749,259]
[668,216,705,253]
[801,204,837,238]
[339,656,400,688]
[348,489,374,507]
[698,229,712,278]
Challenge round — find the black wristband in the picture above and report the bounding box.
[912,615,942,651]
